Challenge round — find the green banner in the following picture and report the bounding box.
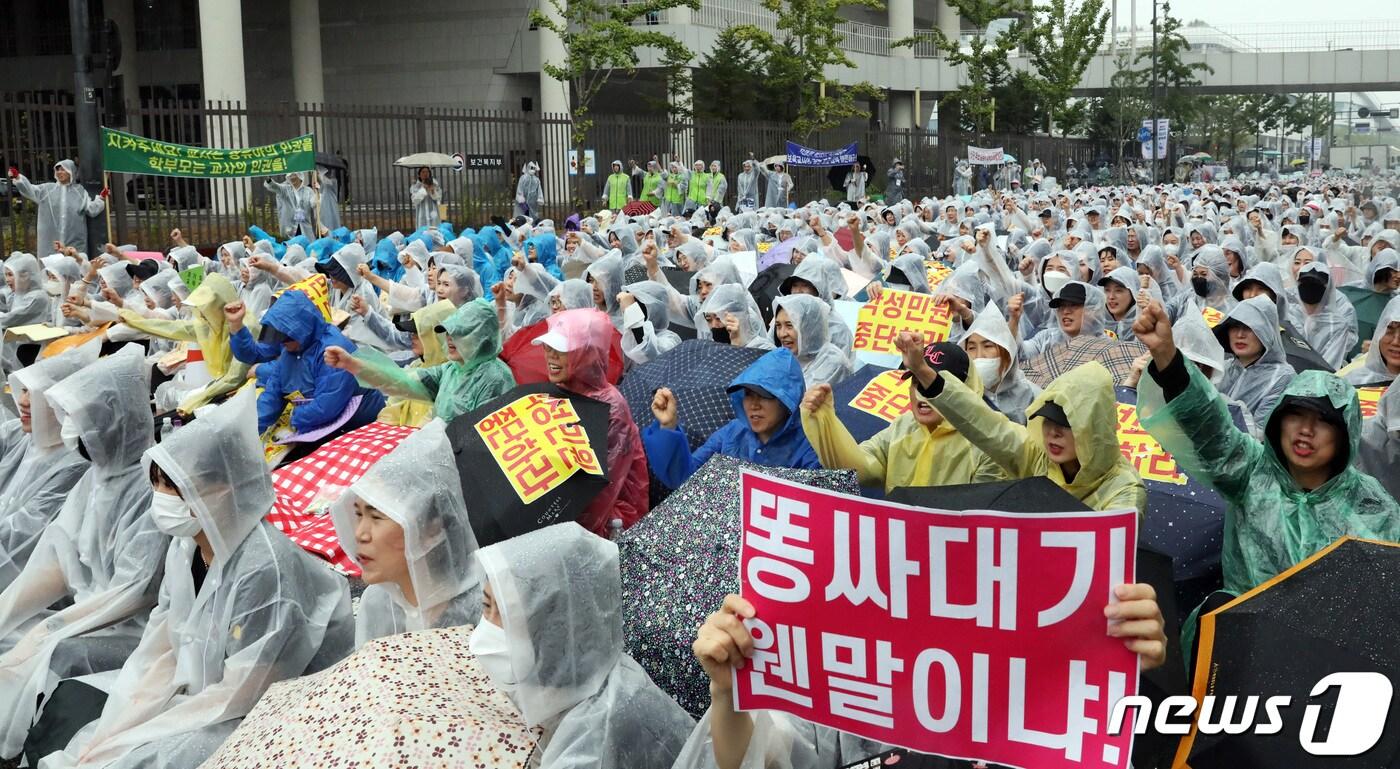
[101,127,316,179]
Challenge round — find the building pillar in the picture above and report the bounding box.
[290,0,325,106]
[887,0,914,130]
[105,0,141,122]
[936,0,959,50]
[199,0,249,215]
[538,0,570,209]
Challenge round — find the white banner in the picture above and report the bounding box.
[968,146,1004,165]
[1140,119,1168,160]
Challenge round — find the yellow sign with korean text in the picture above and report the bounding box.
[474,393,604,504]
[853,287,954,356]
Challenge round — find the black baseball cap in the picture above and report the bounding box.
[1048,282,1088,308]
[900,341,970,383]
[316,258,353,287]
[1030,400,1071,428]
[727,382,779,401]
[125,260,160,282]
[258,322,289,345]
[391,314,418,334]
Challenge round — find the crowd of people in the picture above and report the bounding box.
[0,154,1396,768]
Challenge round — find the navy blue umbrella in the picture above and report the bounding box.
[830,363,906,443]
[619,339,766,451]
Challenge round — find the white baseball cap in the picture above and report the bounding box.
[531,329,573,353]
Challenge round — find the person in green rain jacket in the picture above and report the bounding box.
[324,298,516,423]
[896,331,1148,515]
[642,161,664,208]
[604,160,631,210]
[1133,299,1400,597]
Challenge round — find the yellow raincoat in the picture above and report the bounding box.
[118,273,250,413]
[375,300,456,426]
[802,365,1005,492]
[926,361,1147,514]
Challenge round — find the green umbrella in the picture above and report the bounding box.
[1340,285,1392,357]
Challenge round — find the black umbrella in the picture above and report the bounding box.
[826,154,874,191]
[748,262,796,325]
[445,383,610,548]
[660,267,695,294]
[1340,286,1390,358]
[888,477,1188,769]
[831,364,906,443]
[619,339,765,452]
[314,152,347,171]
[1279,320,1334,373]
[618,454,860,716]
[1182,538,1400,768]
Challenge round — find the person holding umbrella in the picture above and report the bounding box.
[1132,298,1400,630]
[645,348,820,491]
[532,308,649,534]
[412,166,443,228]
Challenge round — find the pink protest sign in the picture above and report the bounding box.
[734,471,1140,769]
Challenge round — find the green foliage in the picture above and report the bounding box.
[988,71,1044,134]
[732,0,886,138]
[897,0,1024,135]
[530,0,703,145]
[1128,2,1212,140]
[1020,0,1108,136]
[694,26,766,121]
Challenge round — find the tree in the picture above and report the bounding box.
[895,0,1023,135]
[1086,52,1151,168]
[988,71,1045,134]
[1130,3,1211,150]
[530,0,702,146]
[694,26,764,121]
[733,0,886,137]
[1020,0,1109,136]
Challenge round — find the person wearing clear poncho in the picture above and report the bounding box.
[1341,295,1400,386]
[331,420,481,645]
[1212,295,1297,427]
[470,522,694,769]
[777,256,854,357]
[1358,384,1400,503]
[700,284,771,350]
[1098,265,1161,342]
[585,252,627,328]
[769,295,852,387]
[0,343,98,591]
[1131,298,1400,635]
[118,274,252,414]
[1167,244,1231,320]
[618,280,681,365]
[10,160,105,256]
[0,346,167,760]
[327,298,515,424]
[1018,280,1110,363]
[958,302,1040,424]
[0,253,51,374]
[36,389,354,769]
[1292,261,1358,371]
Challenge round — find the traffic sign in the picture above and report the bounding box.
[1138,126,1153,143]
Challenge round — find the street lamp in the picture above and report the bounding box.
[1149,0,1158,185]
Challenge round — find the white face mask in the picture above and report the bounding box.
[469,617,518,690]
[59,418,83,453]
[1043,269,1072,295]
[149,490,201,537]
[972,356,1003,387]
[44,279,63,296]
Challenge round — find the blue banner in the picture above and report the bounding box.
[784,141,858,168]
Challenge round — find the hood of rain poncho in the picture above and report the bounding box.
[1368,248,1398,287]
[5,252,43,295]
[261,288,327,349]
[140,271,177,308]
[725,347,810,449]
[8,339,101,451]
[1219,235,1249,272]
[1345,294,1400,385]
[218,241,248,270]
[936,261,989,310]
[475,522,622,727]
[186,271,239,338]
[332,419,481,624]
[887,253,933,294]
[413,299,455,366]
[693,258,743,300]
[781,255,841,303]
[958,301,1038,403]
[1214,294,1292,385]
[621,279,672,332]
[729,228,759,254]
[54,158,79,184]
[526,234,560,274]
[1189,245,1233,307]
[1097,264,1158,325]
[1025,362,1136,500]
[552,279,595,311]
[1262,370,1368,477]
[1232,261,1294,322]
[1172,297,1227,378]
[1295,260,1339,307]
[1135,244,1180,298]
[440,298,503,367]
[42,254,82,286]
[675,240,711,271]
[585,252,626,318]
[1372,229,1399,252]
[142,388,271,560]
[542,308,614,399]
[330,242,370,291]
[439,263,483,305]
[356,228,379,254]
[700,283,766,343]
[46,344,152,470]
[1073,241,1103,283]
[1048,280,1108,337]
[514,264,560,328]
[98,262,135,297]
[609,224,639,258]
[772,293,833,361]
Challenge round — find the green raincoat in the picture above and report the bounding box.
[927,361,1148,514]
[352,299,515,422]
[642,170,664,207]
[605,169,631,210]
[803,367,1005,493]
[1138,364,1400,596]
[375,300,456,427]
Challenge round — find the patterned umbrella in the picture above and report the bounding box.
[201,625,541,769]
[618,340,766,452]
[621,200,657,216]
[1024,336,1148,388]
[618,455,859,716]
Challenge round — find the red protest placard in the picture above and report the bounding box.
[734,471,1140,769]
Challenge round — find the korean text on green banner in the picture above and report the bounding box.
[102,127,316,178]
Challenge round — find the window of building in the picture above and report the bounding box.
[135,0,200,51]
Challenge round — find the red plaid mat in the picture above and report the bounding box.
[265,422,418,575]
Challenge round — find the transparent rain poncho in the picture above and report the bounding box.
[352,298,514,423]
[0,345,166,758]
[1293,261,1359,370]
[958,301,1040,424]
[0,252,51,375]
[770,294,853,387]
[0,341,99,589]
[700,284,771,349]
[1358,382,1400,502]
[1020,280,1110,362]
[1343,294,1400,386]
[619,280,682,365]
[1213,295,1298,426]
[585,252,627,328]
[779,256,853,354]
[1167,244,1232,319]
[332,419,482,646]
[476,523,694,769]
[42,388,354,769]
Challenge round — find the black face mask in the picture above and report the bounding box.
[1300,216,1311,226]
[1298,280,1327,305]
[710,326,731,344]
[1191,276,1211,297]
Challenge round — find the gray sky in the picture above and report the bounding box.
[1143,0,1375,25]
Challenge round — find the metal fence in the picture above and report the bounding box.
[1,96,1103,253]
